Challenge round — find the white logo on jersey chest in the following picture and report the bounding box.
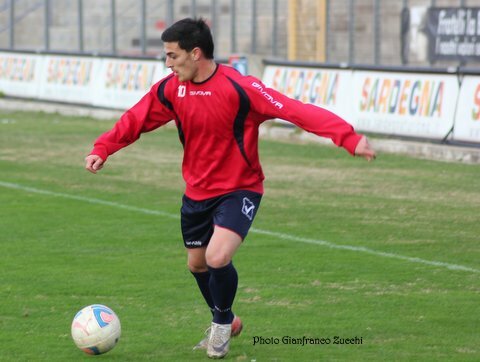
[177,85,212,97]
[178,85,186,97]
[190,90,212,96]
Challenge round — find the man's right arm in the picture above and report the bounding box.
[85,154,105,174]
[85,83,175,173]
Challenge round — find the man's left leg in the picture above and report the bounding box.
[204,226,243,358]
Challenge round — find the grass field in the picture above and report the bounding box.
[0,110,479,361]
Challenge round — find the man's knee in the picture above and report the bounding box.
[187,255,208,273]
[187,247,208,273]
[188,261,208,273]
[205,251,231,269]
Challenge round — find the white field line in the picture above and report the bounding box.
[1,180,478,274]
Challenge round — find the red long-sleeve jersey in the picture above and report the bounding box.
[90,64,362,200]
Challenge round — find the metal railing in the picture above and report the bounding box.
[1,0,479,67]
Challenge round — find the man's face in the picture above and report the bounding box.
[164,42,197,82]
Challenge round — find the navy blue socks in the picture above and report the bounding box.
[191,270,215,316]
[208,262,237,324]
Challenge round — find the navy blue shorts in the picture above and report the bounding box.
[181,190,262,248]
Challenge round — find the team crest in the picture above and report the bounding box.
[242,197,255,221]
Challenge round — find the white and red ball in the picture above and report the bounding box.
[71,304,121,355]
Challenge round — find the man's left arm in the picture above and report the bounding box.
[243,78,376,159]
[354,136,376,161]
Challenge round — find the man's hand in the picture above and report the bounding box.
[85,154,105,174]
[355,136,376,161]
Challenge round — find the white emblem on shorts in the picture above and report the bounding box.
[186,240,202,247]
[242,197,255,221]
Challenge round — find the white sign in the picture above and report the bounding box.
[352,70,459,139]
[92,59,168,109]
[453,76,480,142]
[262,65,354,122]
[0,52,43,98]
[38,55,98,104]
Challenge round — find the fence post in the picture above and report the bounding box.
[317,0,326,62]
[374,0,381,65]
[287,0,297,60]
[401,0,409,65]
[167,0,174,26]
[8,0,14,49]
[191,0,197,18]
[211,0,217,47]
[251,0,257,54]
[325,0,330,62]
[78,0,84,52]
[44,0,50,51]
[111,0,117,55]
[273,0,278,57]
[140,0,147,55]
[230,0,237,53]
[348,0,355,64]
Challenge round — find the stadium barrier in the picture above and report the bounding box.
[453,68,480,144]
[0,50,169,110]
[262,60,477,144]
[0,50,479,144]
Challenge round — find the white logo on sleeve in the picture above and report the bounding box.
[242,197,255,221]
[251,82,283,109]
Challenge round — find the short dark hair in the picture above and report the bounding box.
[161,18,214,59]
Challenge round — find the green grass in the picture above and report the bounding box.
[0,110,479,361]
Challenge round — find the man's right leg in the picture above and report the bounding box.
[182,193,216,316]
[188,246,215,315]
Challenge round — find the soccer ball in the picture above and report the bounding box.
[71,304,121,355]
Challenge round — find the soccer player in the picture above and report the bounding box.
[85,18,376,359]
